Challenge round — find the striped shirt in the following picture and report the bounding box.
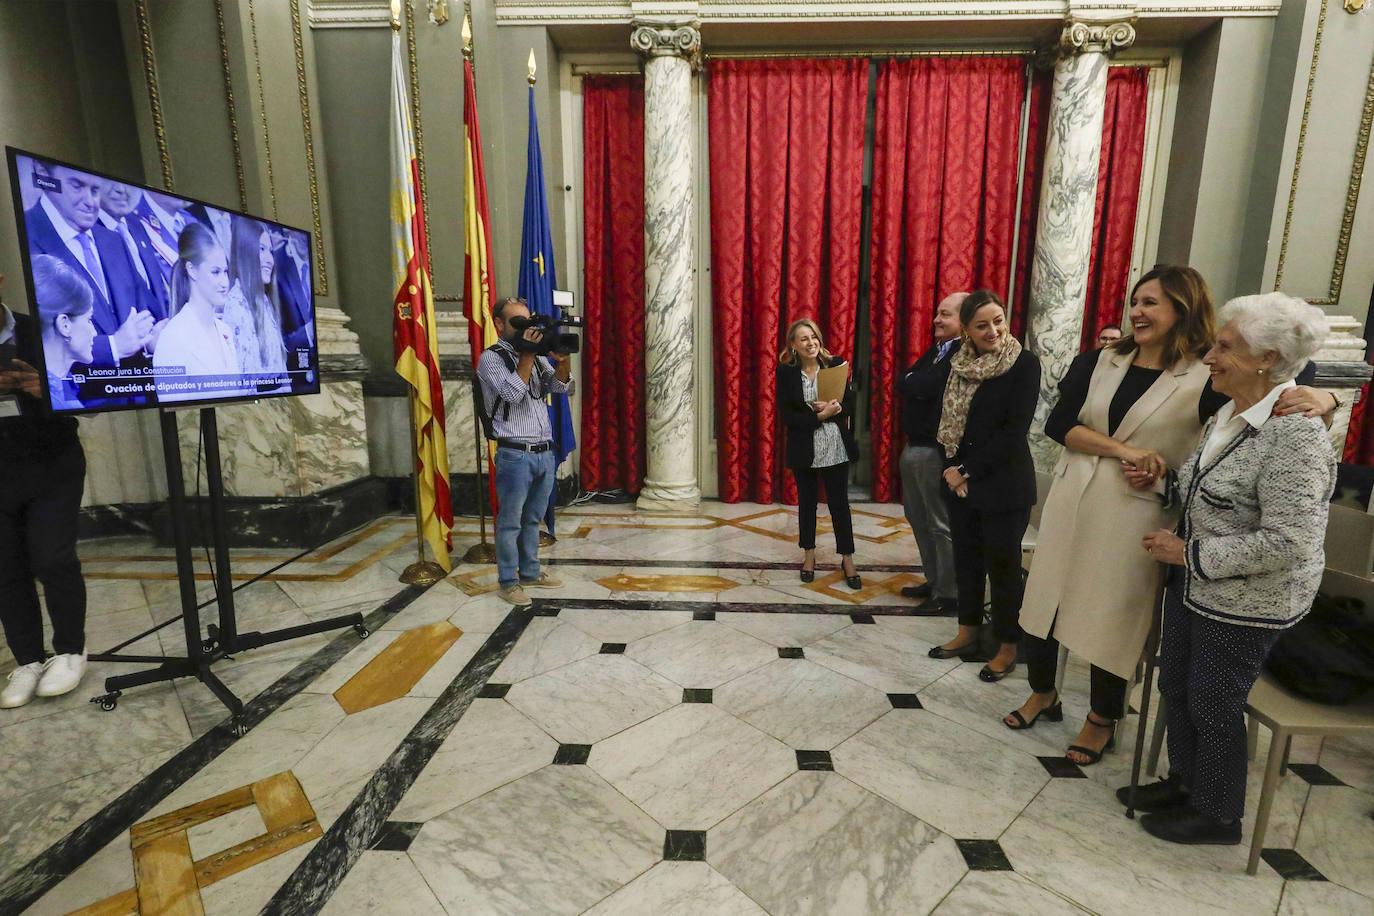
[476,339,573,443]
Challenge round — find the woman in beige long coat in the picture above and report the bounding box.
[1003,267,1337,765]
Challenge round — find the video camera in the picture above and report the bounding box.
[509,301,584,356]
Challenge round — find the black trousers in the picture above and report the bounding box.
[1024,625,1127,719]
[794,462,855,556]
[0,439,87,665]
[1159,585,1280,822]
[947,499,1029,644]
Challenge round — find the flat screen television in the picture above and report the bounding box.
[5,147,320,414]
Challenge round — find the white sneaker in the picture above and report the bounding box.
[35,651,87,698]
[1,662,45,708]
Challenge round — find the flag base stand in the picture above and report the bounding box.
[399,559,448,586]
[463,542,497,564]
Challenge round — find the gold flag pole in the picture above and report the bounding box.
[461,12,497,565]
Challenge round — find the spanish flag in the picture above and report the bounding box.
[391,24,452,570]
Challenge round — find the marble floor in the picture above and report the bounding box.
[2,502,1373,915]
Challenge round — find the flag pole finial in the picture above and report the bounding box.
[527,49,537,85]
[390,0,401,30]
[462,14,473,58]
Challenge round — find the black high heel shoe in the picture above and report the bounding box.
[800,556,815,583]
[1066,714,1118,766]
[1004,692,1063,730]
[841,557,861,590]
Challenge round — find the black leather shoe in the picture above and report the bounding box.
[978,661,1017,682]
[911,597,957,617]
[1140,807,1241,846]
[841,558,861,590]
[928,641,979,660]
[1116,776,1189,813]
[800,567,815,583]
[901,583,933,600]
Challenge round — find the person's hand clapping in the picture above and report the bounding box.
[2,359,42,398]
[112,308,155,359]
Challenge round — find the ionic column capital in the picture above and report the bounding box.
[631,18,701,68]
[1039,15,1137,67]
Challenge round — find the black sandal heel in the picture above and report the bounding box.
[1066,715,1118,766]
[1004,694,1062,730]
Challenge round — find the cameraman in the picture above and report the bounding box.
[476,296,573,606]
[0,270,89,708]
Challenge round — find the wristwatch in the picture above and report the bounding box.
[956,464,969,479]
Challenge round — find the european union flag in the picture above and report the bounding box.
[518,85,576,537]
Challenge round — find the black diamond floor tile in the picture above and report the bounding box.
[682,688,713,703]
[664,829,707,861]
[887,693,923,709]
[1037,756,1087,779]
[553,743,592,765]
[478,683,511,699]
[778,646,804,659]
[600,642,627,654]
[369,821,424,852]
[693,610,716,621]
[850,613,876,624]
[955,838,1013,871]
[1288,764,1347,787]
[796,749,833,771]
[1261,848,1327,881]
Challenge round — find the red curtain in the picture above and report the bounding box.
[580,75,646,492]
[867,57,1027,502]
[708,58,868,503]
[1081,67,1149,350]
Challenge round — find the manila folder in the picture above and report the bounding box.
[817,363,849,403]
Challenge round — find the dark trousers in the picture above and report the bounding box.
[1159,586,1280,822]
[794,462,855,556]
[947,500,1029,644]
[0,440,87,665]
[1024,625,1127,719]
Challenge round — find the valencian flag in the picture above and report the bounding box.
[462,51,500,505]
[390,23,452,570]
[518,82,576,536]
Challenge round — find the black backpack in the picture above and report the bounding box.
[1264,592,1374,704]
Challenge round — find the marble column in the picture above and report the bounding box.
[1313,315,1374,455]
[1025,16,1136,471]
[632,18,702,510]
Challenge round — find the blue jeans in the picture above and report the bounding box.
[494,447,556,588]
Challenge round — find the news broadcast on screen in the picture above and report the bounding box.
[5,147,320,414]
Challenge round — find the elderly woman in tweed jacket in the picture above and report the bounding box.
[1120,292,1335,846]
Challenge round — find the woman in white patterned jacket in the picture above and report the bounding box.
[1119,292,1335,846]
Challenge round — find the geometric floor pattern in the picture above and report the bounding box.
[1,501,1372,915]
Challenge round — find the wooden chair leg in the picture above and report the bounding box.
[1247,715,1259,761]
[1248,727,1289,876]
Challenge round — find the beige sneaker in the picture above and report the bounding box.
[498,584,532,606]
[520,572,562,589]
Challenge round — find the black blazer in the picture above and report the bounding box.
[776,356,859,471]
[935,348,1040,512]
[0,310,79,458]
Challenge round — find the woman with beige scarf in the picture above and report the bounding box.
[926,290,1041,682]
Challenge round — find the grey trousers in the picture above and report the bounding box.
[899,443,955,599]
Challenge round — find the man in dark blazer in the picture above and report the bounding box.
[897,292,966,614]
[275,233,314,354]
[22,162,155,368]
[100,183,168,321]
[132,189,191,294]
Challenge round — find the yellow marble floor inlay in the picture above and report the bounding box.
[556,507,912,546]
[595,573,740,593]
[803,570,926,605]
[333,621,463,714]
[70,771,321,916]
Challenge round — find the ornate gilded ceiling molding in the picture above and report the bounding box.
[290,0,330,295]
[215,0,249,212]
[247,0,279,220]
[134,0,174,190]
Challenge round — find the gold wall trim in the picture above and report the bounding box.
[134,0,174,190]
[215,0,249,212]
[1274,0,1373,305]
[291,0,330,295]
[248,0,279,219]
